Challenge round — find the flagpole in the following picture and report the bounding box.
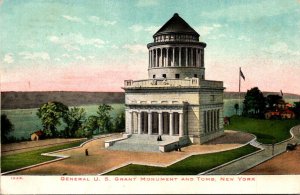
[239,67,241,115]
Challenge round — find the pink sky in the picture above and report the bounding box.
[1,55,299,95]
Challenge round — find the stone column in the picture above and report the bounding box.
[199,49,202,67]
[158,112,163,135]
[149,50,151,68]
[172,47,175,67]
[179,47,182,67]
[156,48,159,67]
[166,47,169,67]
[191,48,194,67]
[185,47,188,67]
[161,48,164,67]
[210,110,213,132]
[127,111,133,134]
[138,112,142,134]
[148,112,152,135]
[179,112,184,137]
[169,112,173,136]
[205,111,207,133]
[201,49,204,67]
[212,110,216,131]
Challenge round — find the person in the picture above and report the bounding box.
[85,149,89,156]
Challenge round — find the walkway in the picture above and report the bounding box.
[203,125,300,175]
[7,130,253,175]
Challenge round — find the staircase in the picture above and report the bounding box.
[107,134,180,153]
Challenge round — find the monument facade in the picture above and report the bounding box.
[123,13,224,144]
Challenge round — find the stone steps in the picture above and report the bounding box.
[106,134,180,152]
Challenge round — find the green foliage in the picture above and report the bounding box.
[292,101,300,119]
[225,115,300,144]
[106,145,258,175]
[63,107,86,137]
[266,95,282,109]
[243,87,266,118]
[114,110,125,132]
[1,114,14,143]
[37,102,69,137]
[234,103,239,115]
[1,141,84,173]
[95,104,113,134]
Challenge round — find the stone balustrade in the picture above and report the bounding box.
[124,78,223,89]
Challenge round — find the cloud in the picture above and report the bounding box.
[3,53,14,64]
[195,24,223,37]
[263,42,300,56]
[237,35,251,42]
[62,53,71,58]
[136,0,158,7]
[75,55,86,61]
[48,33,105,51]
[129,24,159,34]
[88,16,116,26]
[201,1,296,22]
[123,44,147,53]
[62,15,83,23]
[19,51,50,60]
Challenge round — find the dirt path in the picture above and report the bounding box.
[243,147,300,174]
[9,130,253,175]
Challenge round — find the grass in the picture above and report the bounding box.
[225,116,300,144]
[106,144,258,175]
[1,141,84,173]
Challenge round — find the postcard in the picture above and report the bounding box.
[1,0,300,194]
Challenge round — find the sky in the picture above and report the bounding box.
[1,0,300,94]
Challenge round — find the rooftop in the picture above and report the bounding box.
[153,13,199,37]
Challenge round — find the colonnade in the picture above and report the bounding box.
[203,109,220,133]
[149,47,204,68]
[128,111,184,137]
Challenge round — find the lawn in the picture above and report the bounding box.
[1,141,84,173]
[225,116,300,144]
[106,144,258,175]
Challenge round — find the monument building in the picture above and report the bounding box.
[107,13,224,151]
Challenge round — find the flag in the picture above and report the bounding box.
[240,69,245,80]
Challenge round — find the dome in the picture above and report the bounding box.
[153,13,199,37]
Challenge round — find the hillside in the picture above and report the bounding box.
[1,91,299,109]
[1,91,124,109]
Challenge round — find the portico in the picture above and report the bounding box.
[126,106,185,137]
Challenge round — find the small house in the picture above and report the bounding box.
[31,130,45,141]
[280,110,295,119]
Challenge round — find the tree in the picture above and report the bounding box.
[1,114,14,143]
[63,107,86,137]
[37,101,69,137]
[266,95,282,109]
[243,87,266,117]
[114,111,125,132]
[234,103,239,115]
[83,104,113,135]
[292,101,300,119]
[96,104,113,134]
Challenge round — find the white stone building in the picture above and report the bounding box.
[122,13,224,148]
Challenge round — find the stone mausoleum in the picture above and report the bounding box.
[106,13,224,152]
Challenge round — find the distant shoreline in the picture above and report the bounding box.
[1,91,300,110]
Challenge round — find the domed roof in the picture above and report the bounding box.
[153,13,199,37]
